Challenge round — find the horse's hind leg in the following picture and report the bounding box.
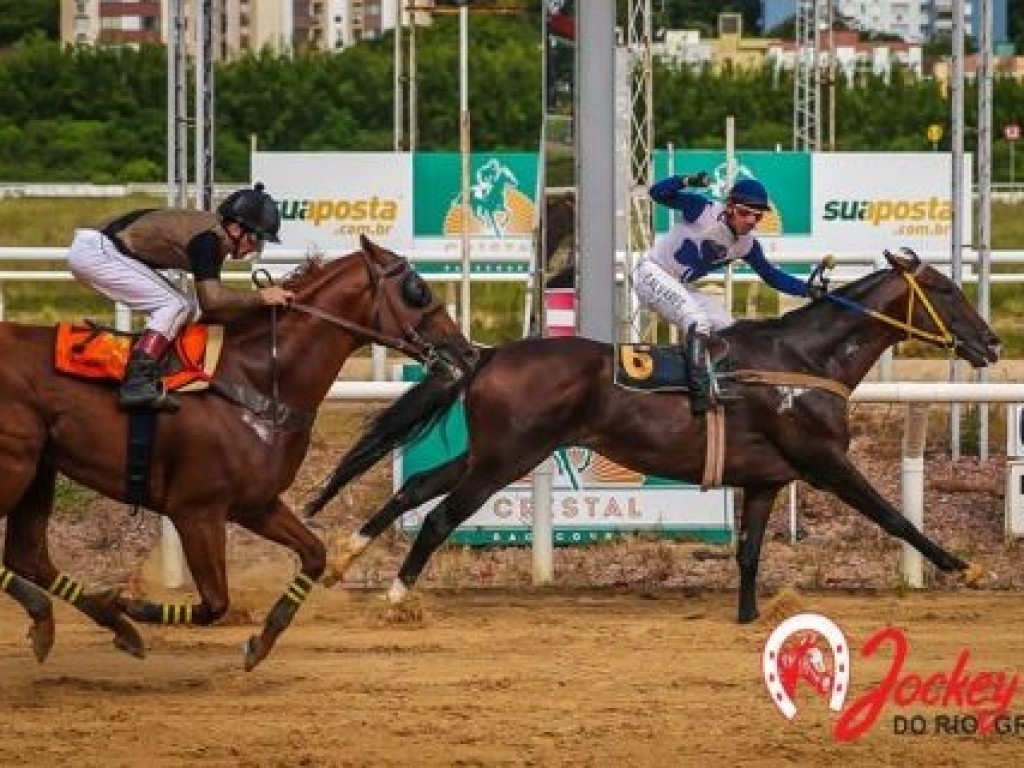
[0,566,54,662]
[735,485,783,624]
[235,498,326,671]
[389,453,538,603]
[324,453,468,586]
[3,463,145,659]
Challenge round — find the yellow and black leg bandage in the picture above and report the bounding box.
[48,573,85,606]
[285,572,314,606]
[265,572,315,632]
[126,600,193,624]
[1,566,53,618]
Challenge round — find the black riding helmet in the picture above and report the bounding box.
[217,182,282,243]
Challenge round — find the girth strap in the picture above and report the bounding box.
[209,379,315,432]
[701,406,726,491]
[721,369,851,400]
[126,409,158,510]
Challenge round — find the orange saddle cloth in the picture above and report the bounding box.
[54,323,224,392]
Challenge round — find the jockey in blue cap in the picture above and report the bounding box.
[634,172,822,416]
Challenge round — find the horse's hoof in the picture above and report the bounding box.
[28,616,55,663]
[962,562,986,588]
[113,633,146,660]
[325,534,370,585]
[243,635,267,672]
[321,566,342,588]
[386,579,409,605]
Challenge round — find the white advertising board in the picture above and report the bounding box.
[251,151,413,255]
[810,152,972,256]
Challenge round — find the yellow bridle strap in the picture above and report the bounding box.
[864,271,955,348]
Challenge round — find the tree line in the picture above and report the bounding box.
[1,19,1023,184]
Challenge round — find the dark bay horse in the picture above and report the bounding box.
[0,235,473,669]
[306,249,999,621]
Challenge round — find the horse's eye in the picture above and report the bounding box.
[401,273,432,309]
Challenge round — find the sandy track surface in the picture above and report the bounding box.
[2,588,1022,767]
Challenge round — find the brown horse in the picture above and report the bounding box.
[306,249,1000,621]
[0,235,474,670]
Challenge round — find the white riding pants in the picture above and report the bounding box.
[633,257,732,335]
[66,228,199,338]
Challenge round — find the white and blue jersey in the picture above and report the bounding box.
[648,176,807,299]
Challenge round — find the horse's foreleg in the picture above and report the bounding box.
[736,485,783,624]
[236,498,325,671]
[325,454,467,586]
[806,452,967,573]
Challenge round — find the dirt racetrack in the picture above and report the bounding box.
[1,588,1022,767]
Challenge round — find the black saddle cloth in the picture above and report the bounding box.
[614,344,689,392]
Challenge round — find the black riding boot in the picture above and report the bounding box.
[118,351,180,412]
[685,325,713,417]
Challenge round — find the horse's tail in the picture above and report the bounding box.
[303,347,494,518]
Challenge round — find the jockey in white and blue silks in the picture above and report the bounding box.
[634,173,822,415]
[635,174,813,336]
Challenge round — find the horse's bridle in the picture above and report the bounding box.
[825,265,956,351]
[283,249,450,367]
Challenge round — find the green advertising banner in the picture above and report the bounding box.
[396,367,734,547]
[413,152,540,238]
[651,150,812,238]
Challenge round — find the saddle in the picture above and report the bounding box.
[54,322,224,393]
[613,343,728,394]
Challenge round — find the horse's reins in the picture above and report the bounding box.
[249,253,447,432]
[822,266,956,350]
[288,300,439,361]
[703,262,956,489]
[258,254,444,362]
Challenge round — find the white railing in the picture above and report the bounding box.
[1,242,1019,589]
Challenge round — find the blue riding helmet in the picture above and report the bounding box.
[727,178,771,211]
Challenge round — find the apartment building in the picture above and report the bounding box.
[761,0,1007,45]
[61,0,432,58]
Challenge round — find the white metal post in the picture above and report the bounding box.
[531,459,554,585]
[901,403,929,588]
[459,4,472,338]
[977,0,993,460]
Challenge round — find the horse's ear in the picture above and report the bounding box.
[884,248,915,271]
[359,234,376,254]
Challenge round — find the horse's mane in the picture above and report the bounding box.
[722,265,892,339]
[222,252,355,335]
[281,255,331,293]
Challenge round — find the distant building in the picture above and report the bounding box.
[766,28,924,82]
[61,0,435,59]
[761,0,1008,45]
[654,13,774,71]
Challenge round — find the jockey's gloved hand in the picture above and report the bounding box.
[807,283,827,300]
[679,171,711,188]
